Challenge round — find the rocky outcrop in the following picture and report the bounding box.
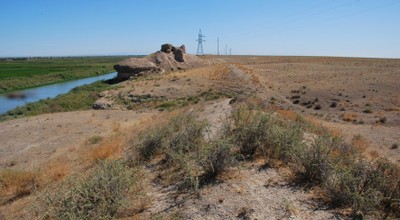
[161,44,174,53]
[114,44,206,80]
[93,98,114,110]
[114,58,160,80]
[173,47,185,62]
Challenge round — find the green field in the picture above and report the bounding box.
[0,56,134,93]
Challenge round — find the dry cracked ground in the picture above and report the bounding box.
[0,55,399,219]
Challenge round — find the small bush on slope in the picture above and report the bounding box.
[132,113,235,190]
[290,135,357,184]
[224,105,303,163]
[41,160,134,219]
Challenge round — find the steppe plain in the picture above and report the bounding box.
[0,55,399,219]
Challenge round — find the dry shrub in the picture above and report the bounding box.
[291,135,355,184]
[132,113,235,190]
[325,161,383,216]
[227,105,273,157]
[343,112,358,122]
[226,105,303,162]
[90,136,123,161]
[0,170,38,201]
[86,135,103,145]
[40,162,70,184]
[325,159,400,217]
[276,109,298,121]
[351,134,369,152]
[40,160,135,219]
[199,138,235,182]
[328,128,342,138]
[136,126,167,161]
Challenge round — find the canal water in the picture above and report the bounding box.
[0,72,117,115]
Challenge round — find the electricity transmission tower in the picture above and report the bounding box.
[217,37,220,55]
[196,29,205,55]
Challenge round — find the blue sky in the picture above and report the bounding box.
[1,0,399,58]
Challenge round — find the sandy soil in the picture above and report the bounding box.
[204,55,400,163]
[0,110,157,170]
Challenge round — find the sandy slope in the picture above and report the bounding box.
[0,110,157,170]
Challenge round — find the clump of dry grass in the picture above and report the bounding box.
[342,112,358,122]
[351,134,369,152]
[89,137,123,162]
[38,160,135,220]
[41,163,70,184]
[276,109,299,121]
[0,170,39,202]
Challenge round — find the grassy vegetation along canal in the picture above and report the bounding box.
[0,56,135,93]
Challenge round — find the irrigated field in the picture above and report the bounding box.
[0,56,134,93]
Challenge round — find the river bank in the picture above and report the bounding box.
[0,56,134,93]
[0,74,121,121]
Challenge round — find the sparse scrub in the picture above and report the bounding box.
[227,105,274,157]
[198,138,235,181]
[136,126,167,161]
[128,102,400,218]
[324,158,400,217]
[226,103,400,217]
[132,113,234,190]
[226,105,303,162]
[291,135,355,184]
[40,160,135,219]
[325,161,383,215]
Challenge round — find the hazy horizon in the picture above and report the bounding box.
[1,0,400,58]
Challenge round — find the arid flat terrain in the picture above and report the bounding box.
[0,55,399,219]
[207,55,400,163]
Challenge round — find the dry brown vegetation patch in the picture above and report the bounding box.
[0,170,38,203]
[40,162,70,184]
[89,134,124,162]
[172,64,230,80]
[276,109,299,120]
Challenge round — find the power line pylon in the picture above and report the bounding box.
[196,29,205,55]
[217,37,220,55]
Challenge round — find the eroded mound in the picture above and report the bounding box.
[114,44,207,80]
